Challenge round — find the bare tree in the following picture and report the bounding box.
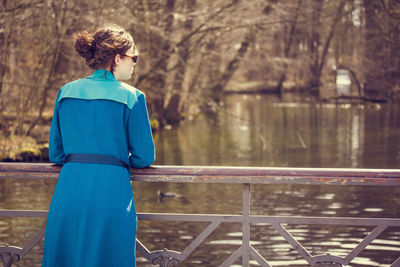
[363,0,400,98]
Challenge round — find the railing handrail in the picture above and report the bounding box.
[1,162,400,186]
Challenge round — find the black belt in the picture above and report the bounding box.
[64,153,131,174]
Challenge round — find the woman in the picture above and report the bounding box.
[42,24,155,267]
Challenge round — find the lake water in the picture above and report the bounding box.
[1,94,400,266]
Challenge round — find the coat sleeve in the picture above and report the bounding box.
[127,93,155,168]
[48,92,65,165]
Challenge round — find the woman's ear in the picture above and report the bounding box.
[115,54,122,65]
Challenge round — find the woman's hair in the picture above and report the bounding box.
[74,24,134,72]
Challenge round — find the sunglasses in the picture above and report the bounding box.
[124,53,139,64]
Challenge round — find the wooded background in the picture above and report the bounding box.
[1,0,400,137]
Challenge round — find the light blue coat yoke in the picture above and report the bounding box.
[58,70,138,109]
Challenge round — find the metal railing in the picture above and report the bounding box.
[1,163,400,267]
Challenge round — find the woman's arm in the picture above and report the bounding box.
[127,93,155,168]
[48,92,65,165]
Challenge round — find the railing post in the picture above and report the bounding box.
[242,183,250,267]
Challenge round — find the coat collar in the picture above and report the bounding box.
[88,69,117,81]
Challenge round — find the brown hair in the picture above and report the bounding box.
[74,24,134,73]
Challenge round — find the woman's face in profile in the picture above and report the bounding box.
[115,46,139,80]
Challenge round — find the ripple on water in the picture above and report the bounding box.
[328,202,342,209]
[207,239,263,245]
[341,244,400,252]
[364,208,384,212]
[226,232,242,237]
[372,239,400,246]
[321,210,337,215]
[315,193,335,200]
[348,256,382,266]
[180,235,193,240]
[266,259,309,266]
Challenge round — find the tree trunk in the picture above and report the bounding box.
[164,0,197,125]
[307,0,323,91]
[154,0,176,125]
[387,0,400,98]
[163,0,185,125]
[363,0,389,97]
[210,29,255,102]
[307,0,345,93]
[0,19,10,113]
[276,0,302,93]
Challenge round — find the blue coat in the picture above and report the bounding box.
[42,69,155,267]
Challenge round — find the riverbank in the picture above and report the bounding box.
[0,134,49,162]
[0,120,160,162]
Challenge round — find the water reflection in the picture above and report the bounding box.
[155,95,400,169]
[1,94,400,266]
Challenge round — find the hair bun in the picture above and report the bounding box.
[74,30,95,61]
[73,25,134,70]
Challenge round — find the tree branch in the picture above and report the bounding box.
[318,0,346,73]
[377,0,400,19]
[0,0,45,13]
[135,0,239,87]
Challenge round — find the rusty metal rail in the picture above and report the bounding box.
[1,163,400,267]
